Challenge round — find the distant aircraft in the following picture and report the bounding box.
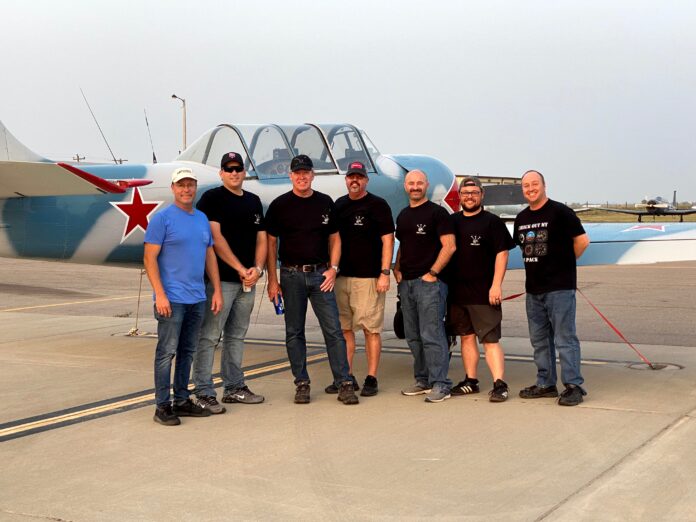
[602,191,696,222]
[1,119,696,269]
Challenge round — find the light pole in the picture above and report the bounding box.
[171,94,187,151]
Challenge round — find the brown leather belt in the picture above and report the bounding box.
[281,263,328,273]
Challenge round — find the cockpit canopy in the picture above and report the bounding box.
[177,123,380,179]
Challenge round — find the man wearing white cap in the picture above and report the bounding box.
[144,167,223,426]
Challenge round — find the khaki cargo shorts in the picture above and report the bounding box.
[335,276,386,333]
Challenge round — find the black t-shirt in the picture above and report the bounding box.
[395,200,454,280]
[513,199,586,294]
[446,210,515,304]
[265,190,338,265]
[335,193,394,278]
[196,187,265,283]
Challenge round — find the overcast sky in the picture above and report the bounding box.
[1,0,695,203]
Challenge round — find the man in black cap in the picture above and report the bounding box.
[329,161,394,396]
[265,154,359,405]
[191,152,267,413]
[446,176,515,402]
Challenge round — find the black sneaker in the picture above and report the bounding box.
[153,404,180,426]
[196,395,226,414]
[325,374,359,394]
[488,379,509,403]
[558,384,585,406]
[295,382,311,404]
[451,376,480,396]
[518,384,559,399]
[172,398,212,417]
[337,382,359,405]
[360,375,378,397]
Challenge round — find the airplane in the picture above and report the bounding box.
[601,191,696,222]
[1,119,696,269]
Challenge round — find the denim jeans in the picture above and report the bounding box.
[525,289,584,387]
[153,301,206,407]
[398,278,452,392]
[280,267,350,385]
[192,281,255,397]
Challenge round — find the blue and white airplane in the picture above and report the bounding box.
[1,120,695,268]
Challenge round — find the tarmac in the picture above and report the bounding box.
[1,257,695,521]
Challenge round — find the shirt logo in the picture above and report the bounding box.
[470,235,481,246]
[416,224,427,235]
[354,215,364,226]
[253,214,261,225]
[322,214,330,225]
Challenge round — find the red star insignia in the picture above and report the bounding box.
[110,187,163,242]
[622,224,665,232]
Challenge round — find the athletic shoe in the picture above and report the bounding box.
[450,377,480,396]
[294,382,311,404]
[424,389,451,403]
[558,384,585,406]
[196,395,226,414]
[222,385,265,404]
[488,379,509,403]
[172,399,212,417]
[337,382,359,405]
[401,382,432,396]
[153,404,180,426]
[360,375,378,397]
[518,384,559,399]
[325,374,359,394]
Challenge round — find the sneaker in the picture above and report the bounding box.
[450,376,480,396]
[488,379,509,403]
[294,382,311,404]
[337,382,359,405]
[558,384,585,406]
[153,404,180,426]
[172,398,211,417]
[401,382,432,396]
[196,395,226,414]
[425,389,451,403]
[518,384,559,399]
[325,374,359,394]
[360,375,378,397]
[222,385,265,404]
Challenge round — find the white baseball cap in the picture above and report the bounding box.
[171,167,197,184]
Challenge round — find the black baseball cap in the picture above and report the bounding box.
[346,161,367,177]
[459,176,483,191]
[220,152,244,168]
[290,154,314,172]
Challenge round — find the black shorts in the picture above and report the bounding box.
[447,303,502,343]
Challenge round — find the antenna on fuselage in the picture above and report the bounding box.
[144,108,157,163]
[79,87,126,165]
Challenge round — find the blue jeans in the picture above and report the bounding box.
[398,278,452,392]
[192,281,255,397]
[280,267,350,385]
[153,301,206,407]
[526,290,584,387]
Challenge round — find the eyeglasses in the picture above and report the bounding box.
[222,165,244,173]
[460,191,481,197]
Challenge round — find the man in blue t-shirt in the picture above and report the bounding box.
[144,167,223,426]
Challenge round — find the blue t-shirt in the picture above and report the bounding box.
[144,205,213,304]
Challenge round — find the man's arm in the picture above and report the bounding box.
[573,233,590,259]
[422,233,456,282]
[204,246,223,314]
[242,230,268,288]
[209,221,246,279]
[266,233,281,302]
[143,243,170,317]
[393,246,402,283]
[489,250,509,305]
[320,232,341,292]
[377,233,395,292]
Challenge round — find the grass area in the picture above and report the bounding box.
[578,209,696,223]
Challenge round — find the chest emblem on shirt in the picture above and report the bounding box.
[354,215,364,226]
[253,214,261,225]
[470,235,481,246]
[322,214,330,225]
[416,224,427,235]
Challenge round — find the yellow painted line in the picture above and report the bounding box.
[0,352,328,439]
[0,295,140,313]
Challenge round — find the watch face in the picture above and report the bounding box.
[381,269,390,275]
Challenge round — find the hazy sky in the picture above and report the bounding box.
[2,0,695,203]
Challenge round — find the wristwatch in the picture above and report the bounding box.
[331,265,340,273]
[428,269,438,277]
[381,269,390,276]
[255,266,265,277]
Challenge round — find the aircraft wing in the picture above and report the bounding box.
[0,161,126,198]
[601,207,646,216]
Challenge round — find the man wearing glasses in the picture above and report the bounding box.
[446,177,515,402]
[265,154,359,406]
[191,152,267,413]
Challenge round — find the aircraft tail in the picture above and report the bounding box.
[673,190,677,207]
[0,120,48,162]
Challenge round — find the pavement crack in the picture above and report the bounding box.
[0,508,73,521]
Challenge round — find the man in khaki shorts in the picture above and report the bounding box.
[329,161,394,396]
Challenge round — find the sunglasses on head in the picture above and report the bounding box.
[222,164,244,173]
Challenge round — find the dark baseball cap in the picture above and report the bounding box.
[346,161,367,177]
[220,152,244,168]
[290,154,314,172]
[459,176,483,191]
